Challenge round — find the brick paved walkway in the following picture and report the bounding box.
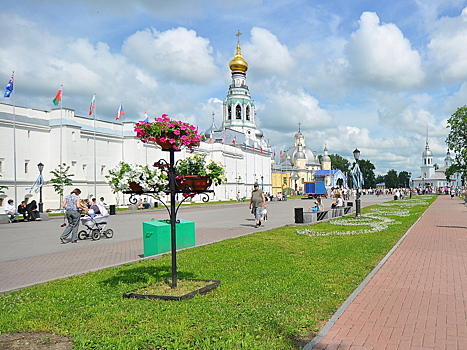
[308,195,467,350]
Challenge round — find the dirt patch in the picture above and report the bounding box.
[0,332,73,350]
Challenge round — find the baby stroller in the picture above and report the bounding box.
[78,213,113,241]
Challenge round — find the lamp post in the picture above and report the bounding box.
[37,162,44,213]
[291,172,299,194]
[408,172,412,199]
[353,148,361,218]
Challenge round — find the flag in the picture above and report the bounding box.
[221,133,226,145]
[3,74,13,98]
[52,88,62,106]
[243,141,247,151]
[88,94,96,116]
[208,131,213,143]
[116,103,124,120]
[253,144,256,152]
[280,151,283,158]
[143,110,149,122]
[232,136,237,146]
[260,147,263,154]
[274,149,276,157]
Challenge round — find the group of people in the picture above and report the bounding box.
[309,193,345,212]
[60,188,108,244]
[4,198,41,223]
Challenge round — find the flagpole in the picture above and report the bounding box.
[93,94,97,198]
[120,103,124,162]
[12,72,17,205]
[245,144,248,198]
[59,85,64,207]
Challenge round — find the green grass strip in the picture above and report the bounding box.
[0,195,436,349]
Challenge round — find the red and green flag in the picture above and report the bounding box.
[52,88,62,106]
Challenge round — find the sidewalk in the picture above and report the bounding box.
[0,195,393,294]
[308,195,467,350]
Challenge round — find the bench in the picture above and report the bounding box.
[295,206,353,224]
[0,214,9,224]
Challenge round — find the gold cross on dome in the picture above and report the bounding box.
[236,30,242,42]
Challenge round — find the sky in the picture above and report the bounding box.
[2,0,467,176]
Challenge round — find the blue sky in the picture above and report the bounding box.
[3,0,467,176]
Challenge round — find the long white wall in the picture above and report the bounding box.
[0,103,272,210]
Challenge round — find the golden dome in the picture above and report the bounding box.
[229,31,248,73]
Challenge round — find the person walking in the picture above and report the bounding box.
[249,183,266,228]
[60,188,87,243]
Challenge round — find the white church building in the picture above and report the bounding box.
[0,33,272,211]
[412,138,462,189]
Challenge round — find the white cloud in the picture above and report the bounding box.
[259,87,334,133]
[345,12,425,90]
[122,27,219,84]
[242,27,295,78]
[427,7,467,83]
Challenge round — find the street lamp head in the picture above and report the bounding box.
[408,172,412,177]
[37,162,44,172]
[353,148,360,161]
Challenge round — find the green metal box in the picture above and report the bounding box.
[142,219,196,257]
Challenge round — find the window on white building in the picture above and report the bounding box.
[100,165,106,175]
[24,160,30,174]
[83,164,87,175]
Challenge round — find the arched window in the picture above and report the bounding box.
[236,105,242,119]
[246,106,250,120]
[228,105,232,120]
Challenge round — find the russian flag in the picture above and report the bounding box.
[3,74,13,98]
[143,110,149,122]
[88,94,96,116]
[116,103,124,120]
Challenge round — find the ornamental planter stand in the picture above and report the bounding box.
[123,147,218,300]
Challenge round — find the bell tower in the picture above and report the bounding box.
[222,30,258,138]
[421,135,434,179]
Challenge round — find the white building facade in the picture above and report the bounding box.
[0,34,272,210]
[412,138,462,189]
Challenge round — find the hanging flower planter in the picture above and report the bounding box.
[155,132,175,150]
[105,162,169,194]
[128,181,144,192]
[134,114,201,151]
[176,175,213,191]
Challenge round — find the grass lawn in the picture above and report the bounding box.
[0,195,436,349]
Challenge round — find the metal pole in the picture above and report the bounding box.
[169,149,178,288]
[355,188,361,218]
[39,168,43,213]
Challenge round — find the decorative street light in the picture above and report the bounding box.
[353,148,361,218]
[37,162,44,213]
[408,172,412,199]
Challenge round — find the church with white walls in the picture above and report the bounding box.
[412,138,462,189]
[0,33,272,210]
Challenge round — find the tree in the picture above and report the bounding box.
[446,106,467,182]
[0,174,7,195]
[385,169,399,188]
[329,154,351,174]
[375,174,385,185]
[398,171,410,187]
[355,159,376,189]
[50,163,74,202]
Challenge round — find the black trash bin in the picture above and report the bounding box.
[294,207,304,224]
[109,204,116,215]
[347,202,353,207]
